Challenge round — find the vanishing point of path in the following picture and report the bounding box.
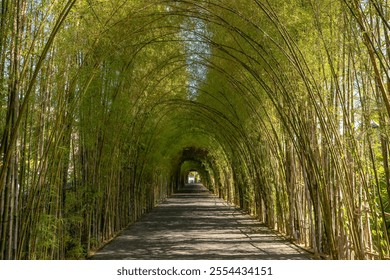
[91,184,312,260]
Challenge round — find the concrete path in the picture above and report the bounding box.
[91,184,312,260]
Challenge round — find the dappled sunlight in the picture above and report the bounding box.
[92,184,310,260]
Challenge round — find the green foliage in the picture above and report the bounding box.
[1,0,390,260]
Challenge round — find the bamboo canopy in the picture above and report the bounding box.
[0,0,389,260]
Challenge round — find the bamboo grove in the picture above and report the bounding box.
[0,0,389,260]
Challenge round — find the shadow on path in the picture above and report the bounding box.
[91,184,312,260]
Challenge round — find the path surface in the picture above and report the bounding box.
[91,184,312,260]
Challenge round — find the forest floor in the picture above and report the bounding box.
[90,184,312,260]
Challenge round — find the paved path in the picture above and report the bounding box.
[91,184,312,260]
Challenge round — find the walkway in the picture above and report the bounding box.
[91,184,312,260]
